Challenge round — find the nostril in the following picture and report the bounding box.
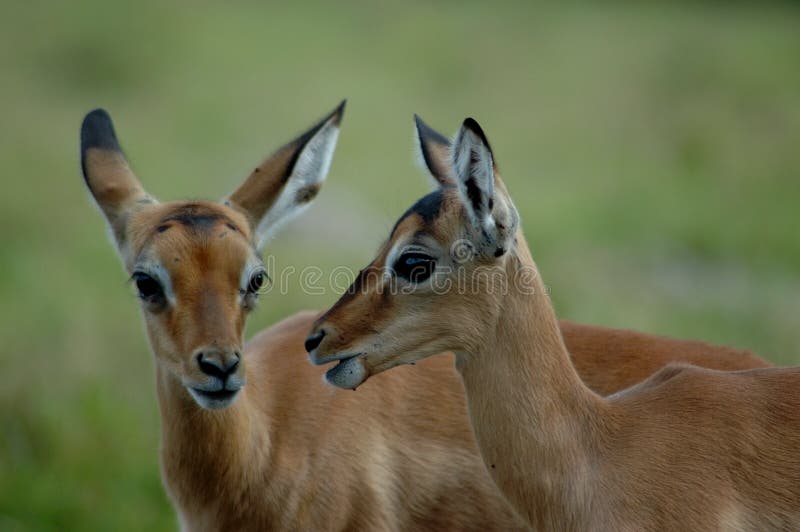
[227,354,240,373]
[196,351,242,380]
[197,351,239,378]
[197,353,222,378]
[304,330,326,353]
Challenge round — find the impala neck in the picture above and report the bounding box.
[155,365,269,518]
[456,234,608,528]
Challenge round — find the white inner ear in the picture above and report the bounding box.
[253,122,340,250]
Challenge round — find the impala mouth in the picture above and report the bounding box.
[308,350,365,366]
[187,385,241,409]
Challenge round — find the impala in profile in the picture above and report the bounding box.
[308,116,799,530]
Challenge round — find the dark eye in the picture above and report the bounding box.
[132,272,164,302]
[248,270,269,293]
[394,253,436,283]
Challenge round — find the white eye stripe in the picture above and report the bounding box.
[385,244,408,275]
[399,244,429,256]
[132,261,176,306]
[239,262,268,297]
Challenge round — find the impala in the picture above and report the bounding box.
[307,116,798,530]
[409,116,770,396]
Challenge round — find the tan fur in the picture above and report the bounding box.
[560,320,771,395]
[311,121,798,530]
[158,311,528,530]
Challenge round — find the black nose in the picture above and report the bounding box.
[304,330,326,353]
[197,351,240,379]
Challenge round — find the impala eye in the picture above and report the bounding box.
[248,269,269,294]
[394,253,436,283]
[132,272,164,303]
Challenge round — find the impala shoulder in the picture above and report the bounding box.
[646,362,699,385]
[610,362,700,400]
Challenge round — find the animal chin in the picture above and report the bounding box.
[324,355,369,390]
[187,386,241,410]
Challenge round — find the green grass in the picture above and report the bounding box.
[1,1,800,529]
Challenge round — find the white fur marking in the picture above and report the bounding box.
[253,122,340,250]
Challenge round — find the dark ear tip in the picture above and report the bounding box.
[415,114,451,148]
[84,107,111,122]
[413,113,430,133]
[330,99,347,126]
[81,108,121,153]
[462,117,482,134]
[462,117,491,149]
[413,113,425,133]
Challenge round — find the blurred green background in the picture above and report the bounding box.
[2,1,800,529]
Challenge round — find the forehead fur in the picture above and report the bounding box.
[128,201,254,260]
[401,189,444,225]
[389,187,465,242]
[153,223,251,293]
[391,189,446,236]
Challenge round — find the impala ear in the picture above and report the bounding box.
[226,100,346,251]
[451,118,518,257]
[81,109,156,253]
[414,114,454,187]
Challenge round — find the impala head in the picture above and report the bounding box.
[307,116,521,389]
[82,102,345,408]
